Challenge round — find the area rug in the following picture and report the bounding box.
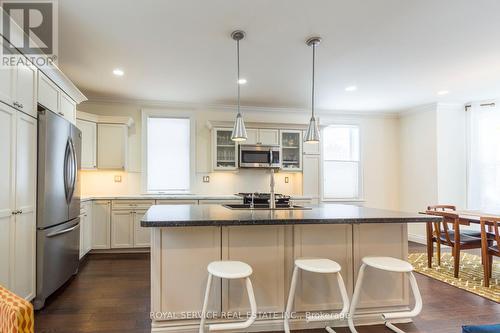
[408,252,500,303]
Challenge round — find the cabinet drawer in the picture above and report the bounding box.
[112,200,155,210]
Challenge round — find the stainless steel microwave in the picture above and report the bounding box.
[239,144,281,168]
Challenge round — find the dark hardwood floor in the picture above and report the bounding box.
[35,243,500,333]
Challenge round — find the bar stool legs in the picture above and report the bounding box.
[199,261,257,333]
[284,259,349,333]
[348,257,423,333]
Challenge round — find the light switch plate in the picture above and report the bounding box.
[114,175,122,183]
[203,176,210,183]
[285,176,289,184]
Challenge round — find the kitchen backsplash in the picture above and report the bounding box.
[80,169,303,197]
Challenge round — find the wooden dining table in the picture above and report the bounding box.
[419,209,500,268]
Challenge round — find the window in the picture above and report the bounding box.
[145,117,191,193]
[467,103,500,211]
[322,125,361,199]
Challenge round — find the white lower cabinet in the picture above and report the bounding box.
[0,104,36,300]
[111,200,154,248]
[92,200,111,249]
[79,201,92,258]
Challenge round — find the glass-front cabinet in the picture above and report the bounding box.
[280,130,303,171]
[213,128,238,170]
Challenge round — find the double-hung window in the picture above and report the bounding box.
[144,115,192,193]
[322,125,361,200]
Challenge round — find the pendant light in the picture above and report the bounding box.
[230,30,248,142]
[304,37,321,143]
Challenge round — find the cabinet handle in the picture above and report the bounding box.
[58,112,65,116]
[19,103,23,109]
[11,210,18,215]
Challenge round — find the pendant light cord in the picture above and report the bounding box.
[311,43,316,118]
[237,39,241,114]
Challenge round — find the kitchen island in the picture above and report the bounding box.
[142,204,439,333]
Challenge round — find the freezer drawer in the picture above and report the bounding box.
[34,218,80,309]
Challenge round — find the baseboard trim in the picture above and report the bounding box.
[151,310,412,332]
[90,248,150,254]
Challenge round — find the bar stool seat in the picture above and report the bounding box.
[207,261,252,279]
[199,261,257,333]
[362,257,413,273]
[295,258,341,273]
[348,256,422,333]
[285,258,349,333]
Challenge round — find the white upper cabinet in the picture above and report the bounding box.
[258,129,279,145]
[212,128,238,171]
[38,72,78,125]
[244,129,279,145]
[76,119,97,169]
[37,72,59,113]
[280,130,303,171]
[0,46,37,118]
[97,123,128,169]
[59,92,76,124]
[14,60,37,118]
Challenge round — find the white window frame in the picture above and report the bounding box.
[141,108,196,194]
[320,123,364,202]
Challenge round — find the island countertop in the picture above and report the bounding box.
[141,203,440,227]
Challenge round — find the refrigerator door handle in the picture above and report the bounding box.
[63,139,71,203]
[67,138,77,203]
[46,223,79,238]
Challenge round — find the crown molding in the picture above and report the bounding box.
[83,96,400,119]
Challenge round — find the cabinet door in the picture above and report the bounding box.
[292,225,352,312]
[258,129,279,145]
[37,72,59,112]
[83,202,93,254]
[111,210,134,248]
[281,130,302,171]
[245,129,258,145]
[133,209,150,247]
[13,111,36,300]
[79,208,85,259]
[97,123,127,169]
[0,45,15,106]
[76,119,97,169]
[213,129,238,170]
[59,92,76,124]
[92,200,111,249]
[303,154,320,201]
[0,105,16,290]
[222,226,285,313]
[15,60,37,118]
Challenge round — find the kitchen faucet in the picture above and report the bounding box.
[269,169,276,209]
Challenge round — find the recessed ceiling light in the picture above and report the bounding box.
[345,85,358,92]
[437,90,449,95]
[238,78,247,84]
[113,68,124,76]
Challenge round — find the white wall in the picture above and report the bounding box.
[78,100,400,210]
[399,103,467,243]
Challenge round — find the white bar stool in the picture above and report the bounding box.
[199,261,257,333]
[348,257,423,333]
[284,258,350,333]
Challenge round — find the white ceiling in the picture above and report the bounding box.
[58,0,500,112]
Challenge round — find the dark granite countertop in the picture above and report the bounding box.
[141,203,440,227]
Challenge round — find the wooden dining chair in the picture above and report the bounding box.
[425,205,482,278]
[480,216,500,287]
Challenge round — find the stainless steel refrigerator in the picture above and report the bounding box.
[34,106,81,310]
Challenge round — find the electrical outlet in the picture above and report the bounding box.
[285,176,289,184]
[114,175,122,183]
[203,176,210,183]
